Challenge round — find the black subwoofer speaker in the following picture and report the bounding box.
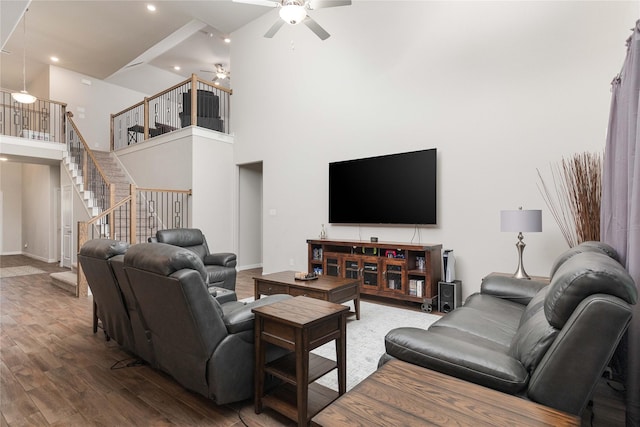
[438,280,462,313]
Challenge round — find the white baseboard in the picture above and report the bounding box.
[1,251,22,256]
[238,263,262,271]
[22,252,58,263]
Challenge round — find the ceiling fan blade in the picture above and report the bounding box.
[232,0,279,7]
[264,19,286,38]
[308,0,351,9]
[303,16,330,40]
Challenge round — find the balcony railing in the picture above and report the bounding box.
[0,89,66,143]
[111,74,232,151]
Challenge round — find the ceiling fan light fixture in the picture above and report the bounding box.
[279,4,307,25]
[216,71,227,79]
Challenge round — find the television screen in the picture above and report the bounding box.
[329,148,437,225]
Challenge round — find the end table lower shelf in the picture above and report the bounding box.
[263,382,338,424]
[253,296,348,427]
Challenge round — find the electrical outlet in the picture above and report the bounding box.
[289,258,295,266]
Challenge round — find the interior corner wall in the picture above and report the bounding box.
[1,162,23,254]
[238,162,263,269]
[48,66,148,152]
[191,133,235,253]
[231,1,637,299]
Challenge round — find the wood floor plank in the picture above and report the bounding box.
[0,256,625,426]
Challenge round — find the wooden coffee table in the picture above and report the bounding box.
[311,359,580,427]
[254,271,360,320]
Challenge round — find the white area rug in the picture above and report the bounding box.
[311,300,439,391]
[0,266,46,278]
[242,296,440,392]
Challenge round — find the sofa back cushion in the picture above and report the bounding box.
[544,251,637,329]
[548,241,619,277]
[79,238,129,259]
[124,242,208,283]
[156,228,209,260]
[510,295,558,373]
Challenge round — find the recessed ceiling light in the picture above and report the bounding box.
[147,4,156,12]
[174,66,181,71]
[224,37,231,43]
[214,81,220,86]
[0,157,8,162]
[50,56,59,62]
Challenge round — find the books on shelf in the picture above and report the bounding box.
[409,279,425,297]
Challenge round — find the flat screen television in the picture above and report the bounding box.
[329,148,437,225]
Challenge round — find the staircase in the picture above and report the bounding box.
[54,150,132,295]
[62,150,131,212]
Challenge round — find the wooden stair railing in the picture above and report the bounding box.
[66,112,115,236]
[76,185,192,297]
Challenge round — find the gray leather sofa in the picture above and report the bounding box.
[379,241,637,415]
[123,242,292,405]
[154,228,237,301]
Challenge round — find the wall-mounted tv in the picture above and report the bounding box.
[329,148,437,225]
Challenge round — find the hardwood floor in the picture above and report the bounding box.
[0,256,625,426]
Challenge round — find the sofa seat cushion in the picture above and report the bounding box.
[432,295,525,348]
[384,327,528,394]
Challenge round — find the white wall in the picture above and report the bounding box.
[1,162,23,254]
[192,131,235,253]
[231,1,637,299]
[21,163,59,262]
[49,66,148,151]
[118,128,235,251]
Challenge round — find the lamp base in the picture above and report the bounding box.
[512,232,531,280]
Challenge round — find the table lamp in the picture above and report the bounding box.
[500,208,542,279]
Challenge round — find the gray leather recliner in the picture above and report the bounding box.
[123,242,292,405]
[380,241,637,415]
[155,228,237,301]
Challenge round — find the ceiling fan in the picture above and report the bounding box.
[232,0,351,40]
[201,64,230,84]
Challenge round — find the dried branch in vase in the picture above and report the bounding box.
[537,152,602,247]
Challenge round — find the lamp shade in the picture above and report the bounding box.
[500,209,542,233]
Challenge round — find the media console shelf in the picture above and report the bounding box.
[307,239,442,303]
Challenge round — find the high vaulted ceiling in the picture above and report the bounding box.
[0,0,273,93]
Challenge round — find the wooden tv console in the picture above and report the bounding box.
[307,239,442,303]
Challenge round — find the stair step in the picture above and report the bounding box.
[50,271,77,295]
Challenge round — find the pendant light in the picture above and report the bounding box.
[11,9,36,104]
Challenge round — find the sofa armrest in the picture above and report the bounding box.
[481,273,548,305]
[223,294,292,334]
[204,252,237,268]
[384,327,529,394]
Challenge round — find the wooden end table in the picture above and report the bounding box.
[253,296,349,427]
[311,359,580,427]
[254,271,360,320]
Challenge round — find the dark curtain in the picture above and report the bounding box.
[600,20,640,427]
